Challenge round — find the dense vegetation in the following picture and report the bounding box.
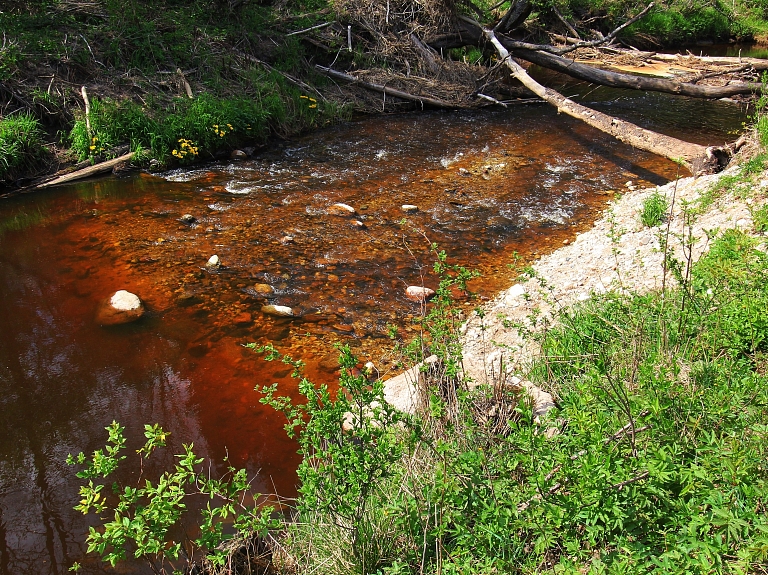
[1,0,768,185]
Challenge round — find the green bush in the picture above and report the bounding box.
[0,113,48,182]
[66,422,278,573]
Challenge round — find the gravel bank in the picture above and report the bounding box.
[460,164,763,387]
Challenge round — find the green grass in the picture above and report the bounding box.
[640,189,669,227]
[67,76,344,165]
[0,113,48,182]
[550,0,766,45]
[1,0,348,175]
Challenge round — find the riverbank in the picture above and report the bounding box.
[461,154,766,387]
[304,134,768,575]
[3,0,768,189]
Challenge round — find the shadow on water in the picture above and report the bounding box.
[0,97,748,575]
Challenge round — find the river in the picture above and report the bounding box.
[0,77,749,574]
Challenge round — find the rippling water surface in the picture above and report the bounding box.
[0,96,747,574]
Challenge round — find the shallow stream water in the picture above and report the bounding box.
[0,84,749,574]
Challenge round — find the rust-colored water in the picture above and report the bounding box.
[0,101,745,574]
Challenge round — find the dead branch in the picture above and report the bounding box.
[551,4,580,40]
[80,85,92,136]
[234,50,327,101]
[409,33,442,75]
[315,65,457,108]
[517,481,562,512]
[35,152,134,189]
[176,68,193,98]
[286,20,334,36]
[688,64,753,84]
[611,471,650,490]
[554,2,656,55]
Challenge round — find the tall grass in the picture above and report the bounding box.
[0,113,48,182]
[68,77,345,164]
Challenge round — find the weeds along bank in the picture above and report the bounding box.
[3,0,768,186]
[68,132,768,573]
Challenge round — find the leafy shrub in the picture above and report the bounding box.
[0,113,48,182]
[66,422,277,573]
[751,201,768,232]
[640,189,669,227]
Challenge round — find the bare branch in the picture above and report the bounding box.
[611,471,650,490]
[286,21,334,36]
[315,65,457,109]
[551,3,580,40]
[555,2,655,55]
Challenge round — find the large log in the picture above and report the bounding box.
[482,27,726,175]
[426,20,763,99]
[506,45,763,98]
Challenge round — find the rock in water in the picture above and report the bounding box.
[230,149,247,160]
[405,286,436,302]
[261,304,295,317]
[206,254,220,268]
[328,203,356,216]
[252,283,274,295]
[97,290,145,325]
[401,204,419,213]
[180,214,197,224]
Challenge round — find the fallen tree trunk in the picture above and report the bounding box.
[315,65,456,108]
[36,152,135,189]
[482,27,727,175]
[506,45,763,98]
[427,20,763,99]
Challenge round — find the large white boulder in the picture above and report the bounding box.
[96,290,145,326]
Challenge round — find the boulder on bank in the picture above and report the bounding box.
[97,290,145,326]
